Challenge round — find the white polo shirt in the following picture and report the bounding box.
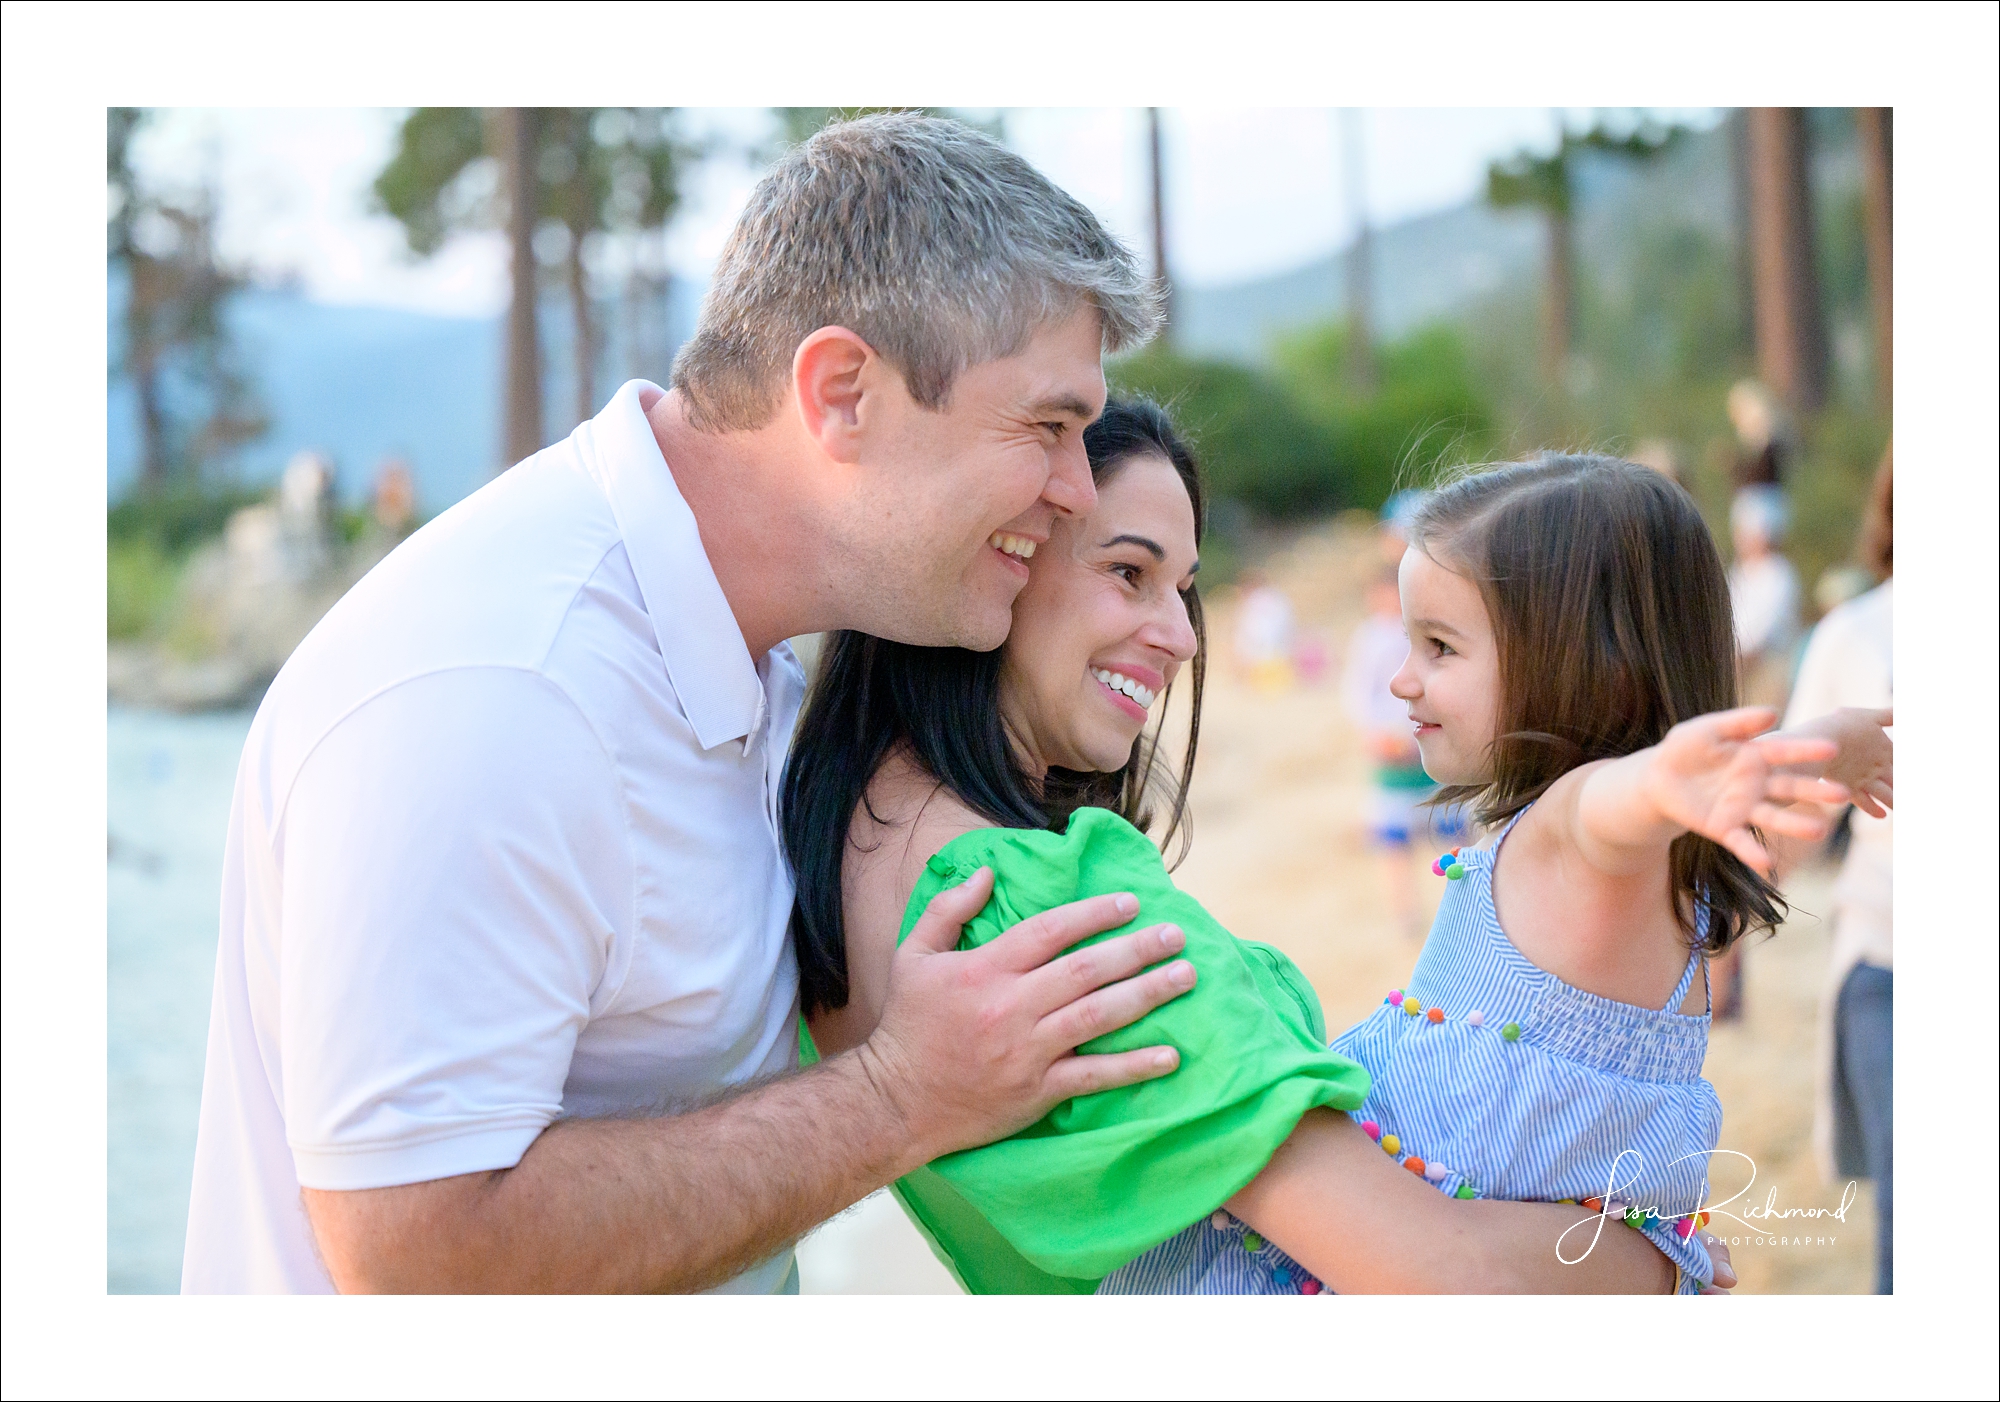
[183,381,804,1293]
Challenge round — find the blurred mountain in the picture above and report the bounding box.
[107,280,701,514]
[1177,120,1745,365]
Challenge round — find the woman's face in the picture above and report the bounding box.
[998,452,1200,775]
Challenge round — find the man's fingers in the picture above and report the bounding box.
[1020,922,1187,1015]
[901,867,995,956]
[1750,801,1830,841]
[1042,1044,1181,1102]
[983,891,1141,974]
[1036,957,1197,1053]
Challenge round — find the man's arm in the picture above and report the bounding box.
[304,872,1196,1293]
[1226,1111,1724,1293]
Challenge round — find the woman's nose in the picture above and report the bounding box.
[1150,591,1200,662]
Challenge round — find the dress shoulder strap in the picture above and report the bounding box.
[1664,946,1704,1014]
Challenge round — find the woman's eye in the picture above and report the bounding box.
[1043,421,1068,440]
[1111,563,1142,585]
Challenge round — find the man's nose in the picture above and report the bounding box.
[1043,433,1095,518]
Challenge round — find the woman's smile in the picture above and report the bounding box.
[1091,662,1163,721]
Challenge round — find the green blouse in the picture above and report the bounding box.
[800,805,1370,1293]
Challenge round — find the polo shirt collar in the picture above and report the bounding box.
[573,380,766,751]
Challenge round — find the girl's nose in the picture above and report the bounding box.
[1388,648,1421,701]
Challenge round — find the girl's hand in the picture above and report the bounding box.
[1782,707,1894,818]
[1641,707,1851,874]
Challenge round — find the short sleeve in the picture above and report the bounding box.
[901,807,1370,1283]
[275,667,632,1190]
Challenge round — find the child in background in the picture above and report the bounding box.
[1212,453,1892,1294]
[1233,569,1297,692]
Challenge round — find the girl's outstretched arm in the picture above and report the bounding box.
[1775,706,1894,817]
[1564,706,1852,876]
[1227,1111,1718,1293]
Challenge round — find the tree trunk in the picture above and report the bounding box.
[1543,208,1574,386]
[1745,108,1827,412]
[501,107,543,468]
[568,229,594,427]
[1855,107,1892,411]
[136,352,167,487]
[1341,109,1375,391]
[1147,107,1173,343]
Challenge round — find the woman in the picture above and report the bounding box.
[782,399,1701,1293]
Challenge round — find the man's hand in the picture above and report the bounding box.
[856,867,1196,1164]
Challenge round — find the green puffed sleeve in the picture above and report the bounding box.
[882,806,1370,1289]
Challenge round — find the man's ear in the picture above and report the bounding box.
[792,327,878,463]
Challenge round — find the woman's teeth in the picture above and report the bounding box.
[1091,668,1156,708]
[990,531,1036,560]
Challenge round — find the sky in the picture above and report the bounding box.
[125,106,1721,319]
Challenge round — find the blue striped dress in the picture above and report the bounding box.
[1100,809,1720,1294]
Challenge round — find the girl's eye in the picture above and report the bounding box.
[1430,637,1455,657]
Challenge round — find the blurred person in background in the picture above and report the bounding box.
[1233,568,1296,692]
[1726,379,1789,491]
[1780,449,1893,1294]
[1715,482,1802,1018]
[1729,484,1802,709]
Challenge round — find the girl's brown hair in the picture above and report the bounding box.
[1412,452,1785,953]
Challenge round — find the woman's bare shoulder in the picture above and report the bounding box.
[814,749,1000,1057]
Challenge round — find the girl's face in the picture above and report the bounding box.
[998,452,1200,775]
[1390,546,1501,785]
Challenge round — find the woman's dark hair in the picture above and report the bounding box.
[1411,452,1786,953]
[782,396,1207,1015]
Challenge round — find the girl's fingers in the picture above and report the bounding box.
[1750,802,1831,840]
[1719,826,1773,874]
[1705,706,1780,740]
[1763,773,1849,806]
[1754,735,1839,767]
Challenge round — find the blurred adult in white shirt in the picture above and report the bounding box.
[1781,452,1892,1294]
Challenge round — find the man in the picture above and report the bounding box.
[183,115,1196,1293]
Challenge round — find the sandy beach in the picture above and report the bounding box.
[801,517,1874,1295]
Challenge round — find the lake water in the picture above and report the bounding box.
[105,703,951,1294]
[107,705,254,1293]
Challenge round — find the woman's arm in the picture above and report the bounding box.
[1227,1111,1725,1293]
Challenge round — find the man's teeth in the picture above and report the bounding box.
[990,531,1036,560]
[1091,668,1156,708]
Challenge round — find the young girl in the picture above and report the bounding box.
[1107,452,1890,1293]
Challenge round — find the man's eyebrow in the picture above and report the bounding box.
[1098,533,1165,560]
[1028,394,1099,422]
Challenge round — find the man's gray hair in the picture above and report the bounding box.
[671,113,1161,431]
